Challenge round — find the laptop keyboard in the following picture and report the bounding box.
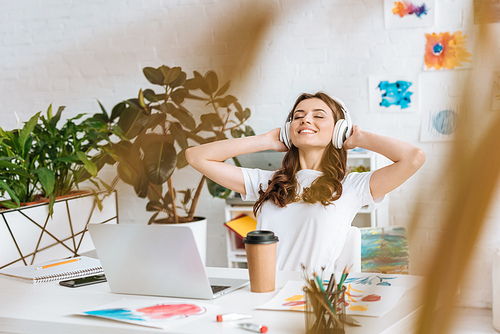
[211,285,231,294]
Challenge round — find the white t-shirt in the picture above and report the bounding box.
[241,168,383,272]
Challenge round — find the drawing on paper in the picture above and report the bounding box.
[420,107,459,141]
[282,294,307,310]
[360,227,409,274]
[369,76,418,113]
[384,0,435,29]
[392,1,430,18]
[424,31,472,71]
[84,303,206,322]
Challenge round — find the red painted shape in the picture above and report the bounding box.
[137,304,204,319]
[361,294,381,302]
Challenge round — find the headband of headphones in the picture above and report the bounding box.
[280,96,352,149]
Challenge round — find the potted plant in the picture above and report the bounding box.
[0,105,120,269]
[104,65,254,262]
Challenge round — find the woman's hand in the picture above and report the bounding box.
[342,125,363,151]
[264,128,288,152]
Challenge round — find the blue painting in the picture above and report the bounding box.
[369,76,418,113]
[378,81,413,109]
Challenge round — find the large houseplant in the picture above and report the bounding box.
[106,65,254,225]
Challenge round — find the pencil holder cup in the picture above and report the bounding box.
[304,285,346,334]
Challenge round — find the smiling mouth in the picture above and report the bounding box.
[298,129,316,134]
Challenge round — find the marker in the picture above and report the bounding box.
[216,313,252,322]
[239,323,268,333]
[36,258,80,270]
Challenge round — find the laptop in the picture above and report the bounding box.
[88,224,249,299]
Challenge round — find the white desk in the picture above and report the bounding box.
[0,268,423,334]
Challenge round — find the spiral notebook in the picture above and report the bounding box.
[0,256,103,283]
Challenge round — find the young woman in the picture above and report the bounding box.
[186,92,425,272]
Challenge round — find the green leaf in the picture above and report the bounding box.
[18,111,40,153]
[147,183,162,202]
[35,167,55,196]
[143,67,165,85]
[0,180,20,205]
[0,200,21,209]
[96,100,110,122]
[117,162,137,185]
[171,88,188,105]
[215,80,231,97]
[169,70,186,88]
[166,104,196,130]
[147,211,160,225]
[206,178,232,199]
[141,134,177,185]
[244,125,255,136]
[200,113,223,127]
[146,200,163,212]
[205,71,218,94]
[170,122,188,151]
[231,128,244,138]
[194,71,211,95]
[223,95,237,107]
[143,89,159,103]
[117,104,149,139]
[180,189,192,205]
[111,101,127,121]
[134,169,150,198]
[76,151,98,177]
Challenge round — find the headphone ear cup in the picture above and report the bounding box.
[332,119,347,149]
[280,121,291,149]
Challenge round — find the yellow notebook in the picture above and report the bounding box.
[224,215,257,239]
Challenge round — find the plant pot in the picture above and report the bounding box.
[151,217,207,266]
[0,191,118,269]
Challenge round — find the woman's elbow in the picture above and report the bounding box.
[410,147,426,170]
[185,147,196,166]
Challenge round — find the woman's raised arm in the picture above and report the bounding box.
[185,128,287,195]
[343,126,426,200]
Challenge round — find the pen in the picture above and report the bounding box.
[239,323,268,333]
[36,258,80,270]
[216,313,252,322]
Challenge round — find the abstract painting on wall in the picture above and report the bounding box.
[384,0,435,29]
[424,31,473,71]
[419,71,467,141]
[360,227,409,274]
[493,71,500,111]
[369,76,418,113]
[420,107,460,141]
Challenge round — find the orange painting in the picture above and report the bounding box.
[424,31,472,70]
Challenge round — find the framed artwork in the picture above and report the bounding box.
[369,76,418,113]
[384,0,435,29]
[419,72,468,142]
[423,31,473,71]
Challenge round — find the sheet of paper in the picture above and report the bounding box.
[80,298,219,330]
[257,273,422,317]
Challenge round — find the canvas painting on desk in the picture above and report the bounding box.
[80,298,219,330]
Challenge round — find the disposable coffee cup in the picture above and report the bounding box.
[243,230,279,293]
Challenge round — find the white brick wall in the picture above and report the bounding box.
[1,0,499,308]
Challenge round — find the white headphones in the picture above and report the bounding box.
[279,96,353,150]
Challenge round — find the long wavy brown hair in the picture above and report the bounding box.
[253,92,348,216]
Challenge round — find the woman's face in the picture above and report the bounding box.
[289,98,335,149]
